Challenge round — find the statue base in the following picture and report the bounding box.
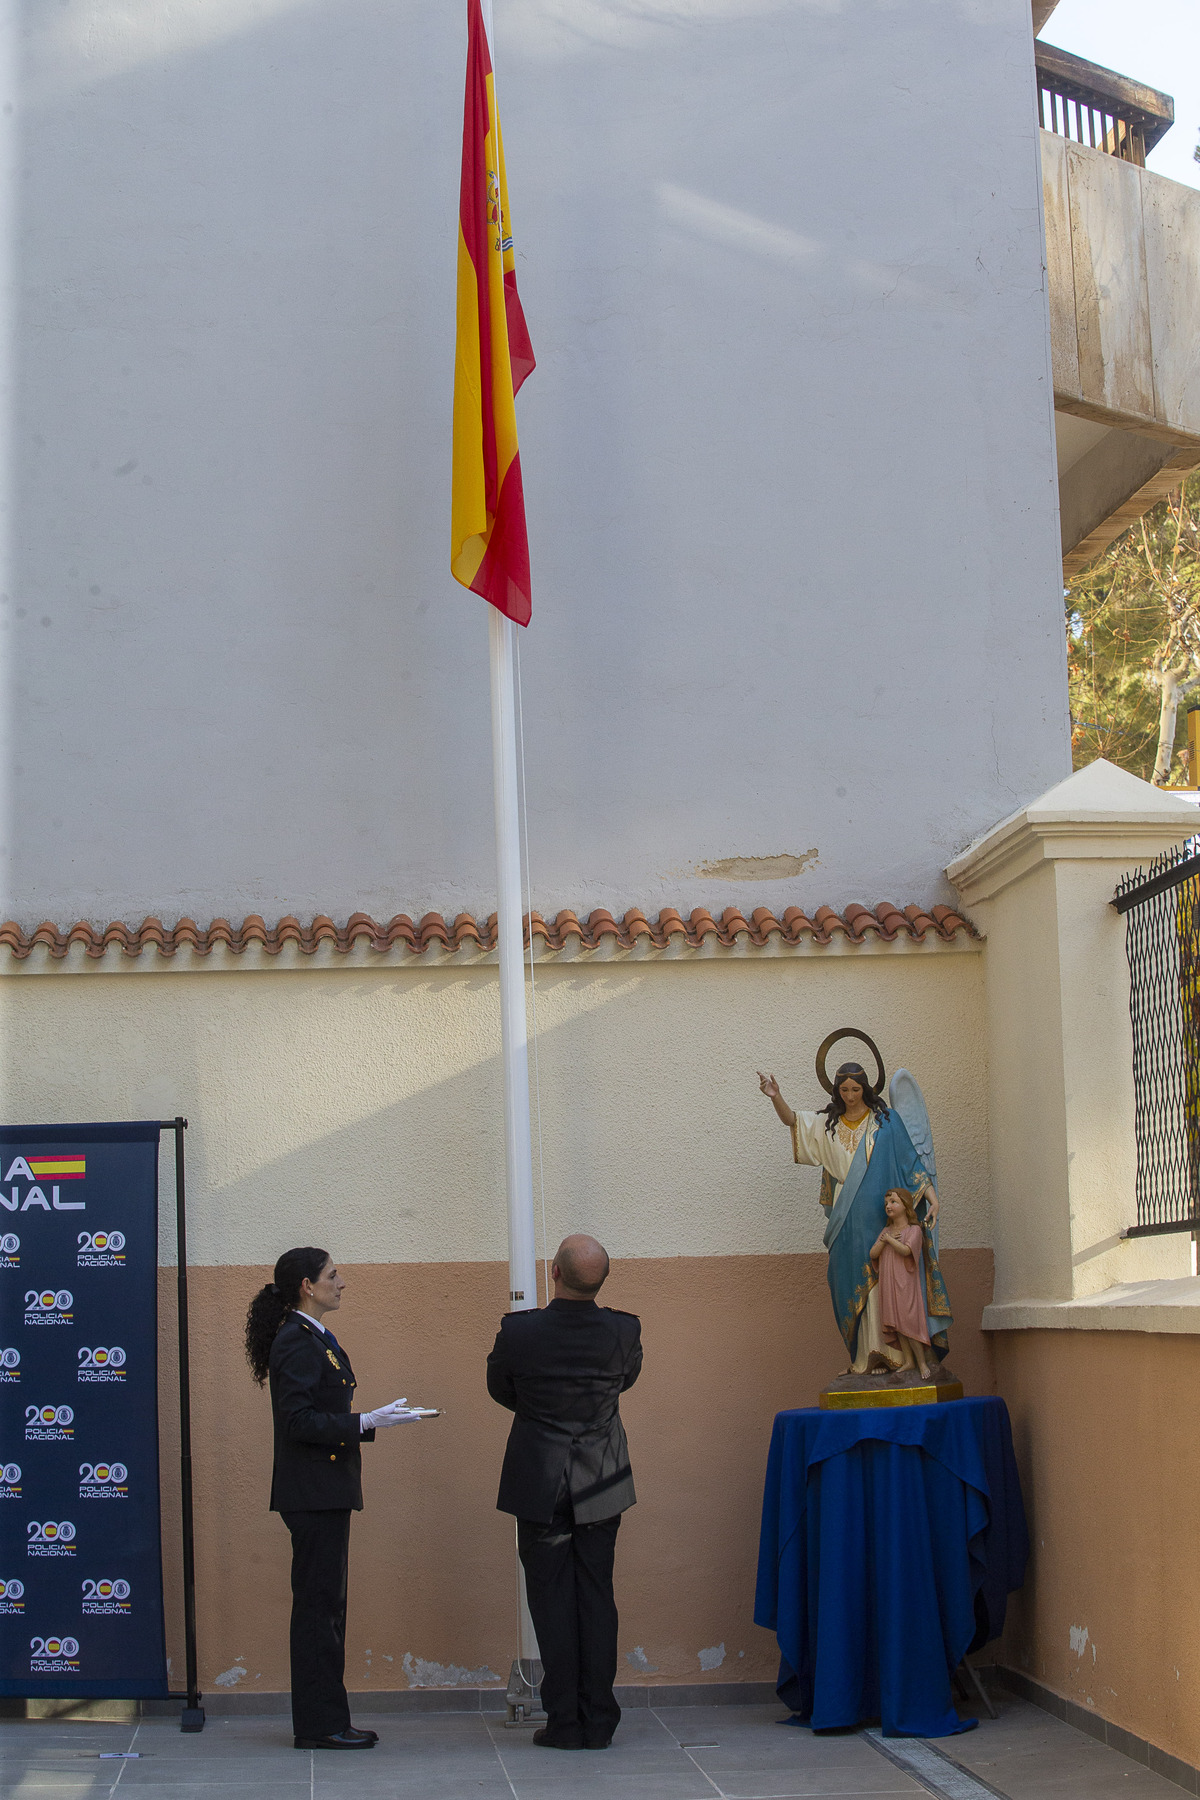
[819,1363,963,1410]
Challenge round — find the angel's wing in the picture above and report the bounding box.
[888,1067,937,1189]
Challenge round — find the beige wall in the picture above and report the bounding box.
[0,947,991,1266]
[995,1329,1200,1769]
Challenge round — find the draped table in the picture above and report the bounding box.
[753,1397,1028,1738]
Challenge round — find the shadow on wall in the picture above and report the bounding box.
[121,955,991,1271]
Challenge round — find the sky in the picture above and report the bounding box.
[1040,0,1200,190]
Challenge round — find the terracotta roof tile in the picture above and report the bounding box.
[0,902,977,963]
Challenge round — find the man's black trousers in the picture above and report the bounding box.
[279,1509,352,1739]
[517,1491,622,1745]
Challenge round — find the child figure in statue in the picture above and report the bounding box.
[871,1188,932,1379]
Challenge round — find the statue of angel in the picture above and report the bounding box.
[757,1032,953,1375]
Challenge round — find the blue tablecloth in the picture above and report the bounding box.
[753,1397,1028,1738]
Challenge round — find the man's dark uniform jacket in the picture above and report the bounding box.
[487,1298,642,1523]
[268,1313,375,1512]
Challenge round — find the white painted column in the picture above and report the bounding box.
[947,759,1199,1307]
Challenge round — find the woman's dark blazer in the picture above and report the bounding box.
[268,1313,375,1512]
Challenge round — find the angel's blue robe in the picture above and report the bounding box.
[823,1108,953,1359]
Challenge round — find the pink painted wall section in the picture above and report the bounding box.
[156,1252,995,1697]
[996,1330,1200,1770]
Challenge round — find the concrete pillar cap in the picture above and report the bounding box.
[946,758,1199,905]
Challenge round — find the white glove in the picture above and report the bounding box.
[360,1399,411,1430]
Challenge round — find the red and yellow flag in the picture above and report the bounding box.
[451,0,535,626]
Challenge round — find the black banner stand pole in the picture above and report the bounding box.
[164,1118,205,1733]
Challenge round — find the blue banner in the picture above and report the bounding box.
[0,1123,168,1699]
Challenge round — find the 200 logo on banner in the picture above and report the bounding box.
[79,1462,128,1499]
[26,1520,77,1557]
[24,1290,72,1326]
[77,1346,127,1383]
[77,1231,126,1267]
[25,1405,73,1442]
[29,1636,80,1672]
[81,1578,131,1615]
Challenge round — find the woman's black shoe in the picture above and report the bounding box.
[293,1729,377,1749]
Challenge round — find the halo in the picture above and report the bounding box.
[816,1028,886,1096]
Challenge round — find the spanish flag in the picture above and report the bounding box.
[451,0,535,626]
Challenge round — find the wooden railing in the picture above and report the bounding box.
[1036,42,1173,168]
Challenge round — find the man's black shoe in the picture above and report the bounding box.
[532,1727,584,1749]
[294,1729,377,1749]
[583,1737,613,1749]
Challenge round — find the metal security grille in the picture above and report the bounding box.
[1113,839,1200,1236]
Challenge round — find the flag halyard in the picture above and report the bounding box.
[451,0,534,626]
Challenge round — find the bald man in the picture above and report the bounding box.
[487,1235,642,1750]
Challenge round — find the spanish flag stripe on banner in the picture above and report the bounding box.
[451,0,535,627]
[29,1158,86,1179]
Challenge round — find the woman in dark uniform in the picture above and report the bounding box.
[245,1246,413,1749]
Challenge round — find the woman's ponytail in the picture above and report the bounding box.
[245,1247,330,1385]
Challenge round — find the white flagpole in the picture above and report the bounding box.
[478,0,543,1712]
[488,605,538,1314]
[478,0,537,1317]
[488,534,543,1718]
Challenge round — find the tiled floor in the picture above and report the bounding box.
[0,1694,1189,1800]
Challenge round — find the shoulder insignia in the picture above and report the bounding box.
[325,1347,341,1369]
[602,1306,641,1322]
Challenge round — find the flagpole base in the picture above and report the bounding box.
[504,1658,545,1726]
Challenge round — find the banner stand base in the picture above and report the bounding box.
[0,1695,199,1721]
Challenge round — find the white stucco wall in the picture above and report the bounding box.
[1,0,1067,926]
[0,945,989,1266]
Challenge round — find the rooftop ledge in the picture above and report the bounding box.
[984,1278,1200,1334]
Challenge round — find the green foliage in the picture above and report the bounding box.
[1066,472,1200,784]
